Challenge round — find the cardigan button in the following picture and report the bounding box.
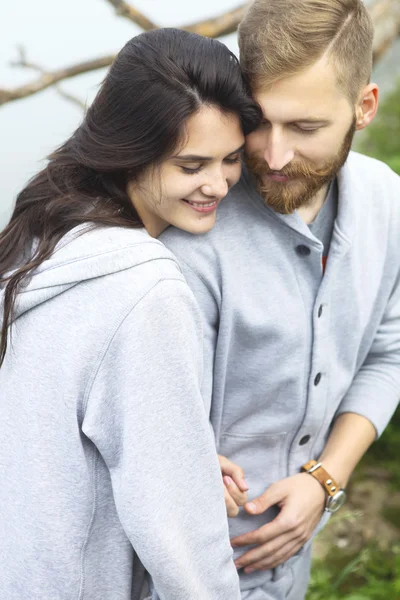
[314,373,322,386]
[296,245,311,256]
[299,435,311,446]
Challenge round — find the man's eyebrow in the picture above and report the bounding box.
[172,143,245,162]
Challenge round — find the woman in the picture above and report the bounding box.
[0,29,261,600]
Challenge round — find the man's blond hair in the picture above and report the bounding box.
[238,0,374,103]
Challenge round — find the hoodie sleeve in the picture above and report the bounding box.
[82,278,240,600]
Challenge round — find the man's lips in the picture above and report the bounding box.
[264,173,291,182]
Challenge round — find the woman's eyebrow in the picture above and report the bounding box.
[227,143,245,156]
[173,143,245,162]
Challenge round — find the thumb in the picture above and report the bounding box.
[244,483,284,515]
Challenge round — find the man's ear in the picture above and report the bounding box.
[355,83,379,131]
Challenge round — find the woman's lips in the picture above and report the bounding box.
[183,199,219,213]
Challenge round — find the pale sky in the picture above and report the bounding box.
[1,0,399,229]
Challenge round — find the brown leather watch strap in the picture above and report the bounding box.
[301,459,340,497]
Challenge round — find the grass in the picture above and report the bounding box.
[359,406,400,489]
[307,404,400,598]
[307,544,400,600]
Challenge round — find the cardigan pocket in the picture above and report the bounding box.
[218,431,287,589]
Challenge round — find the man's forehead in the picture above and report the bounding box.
[253,91,336,123]
[253,75,350,123]
[252,56,346,105]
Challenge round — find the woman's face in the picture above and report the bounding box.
[128,105,245,237]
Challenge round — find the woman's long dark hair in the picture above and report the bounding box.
[0,28,261,366]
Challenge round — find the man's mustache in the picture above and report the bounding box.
[245,154,334,180]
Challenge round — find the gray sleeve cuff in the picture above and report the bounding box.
[336,373,400,437]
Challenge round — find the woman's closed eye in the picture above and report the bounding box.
[224,154,242,165]
[181,164,203,174]
[180,155,242,175]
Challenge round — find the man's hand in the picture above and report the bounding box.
[218,455,249,517]
[231,473,326,572]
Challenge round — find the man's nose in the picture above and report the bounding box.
[263,131,294,171]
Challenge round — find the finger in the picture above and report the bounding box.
[231,513,292,548]
[224,486,240,518]
[244,484,284,515]
[243,540,305,573]
[223,476,248,506]
[233,531,294,569]
[218,455,249,491]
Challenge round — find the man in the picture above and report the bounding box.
[161,1,400,598]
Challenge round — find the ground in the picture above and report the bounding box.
[308,464,400,599]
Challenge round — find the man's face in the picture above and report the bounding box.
[245,56,357,214]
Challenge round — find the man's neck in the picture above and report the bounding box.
[297,182,330,225]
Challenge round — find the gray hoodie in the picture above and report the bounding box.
[0,225,240,600]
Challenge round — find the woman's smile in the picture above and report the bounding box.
[182,198,220,213]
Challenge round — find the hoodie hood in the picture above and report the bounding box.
[0,225,177,323]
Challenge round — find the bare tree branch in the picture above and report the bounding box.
[370,0,396,21]
[104,0,157,30]
[0,54,115,106]
[104,0,248,37]
[182,4,248,38]
[53,87,87,110]
[0,0,399,108]
[370,0,400,63]
[10,46,86,110]
[373,24,400,63]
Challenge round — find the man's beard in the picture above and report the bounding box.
[245,118,356,214]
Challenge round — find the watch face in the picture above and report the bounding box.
[326,490,347,513]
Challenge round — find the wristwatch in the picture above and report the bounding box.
[301,459,347,513]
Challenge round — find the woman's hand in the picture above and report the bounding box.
[218,454,249,517]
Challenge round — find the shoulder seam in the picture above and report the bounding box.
[79,276,188,420]
[172,255,219,302]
